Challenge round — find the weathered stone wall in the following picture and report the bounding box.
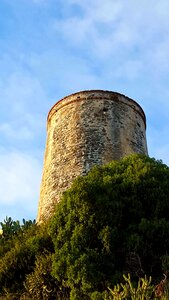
[37,90,148,223]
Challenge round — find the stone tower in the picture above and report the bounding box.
[37,90,148,223]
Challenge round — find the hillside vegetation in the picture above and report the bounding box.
[0,154,169,299]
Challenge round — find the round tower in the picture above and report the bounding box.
[37,90,148,223]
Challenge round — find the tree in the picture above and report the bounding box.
[49,154,169,299]
[0,217,36,258]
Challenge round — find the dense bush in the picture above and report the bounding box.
[105,273,169,300]
[24,251,64,299]
[0,154,169,299]
[0,219,53,296]
[49,154,169,299]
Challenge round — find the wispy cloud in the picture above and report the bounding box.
[0,123,33,141]
[0,70,48,147]
[0,150,42,220]
[52,0,169,73]
[0,0,169,222]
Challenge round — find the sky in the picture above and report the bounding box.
[0,0,169,223]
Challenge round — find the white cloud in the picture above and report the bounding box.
[0,72,48,113]
[0,150,42,220]
[0,69,46,221]
[0,122,34,141]
[27,49,103,93]
[52,0,169,72]
[113,60,143,81]
[0,69,48,144]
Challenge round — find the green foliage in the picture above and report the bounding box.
[105,273,169,300]
[49,154,169,298]
[24,251,67,300]
[106,274,153,299]
[1,154,169,298]
[0,220,53,296]
[0,216,21,237]
[0,217,36,258]
[0,216,36,239]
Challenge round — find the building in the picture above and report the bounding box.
[37,90,148,223]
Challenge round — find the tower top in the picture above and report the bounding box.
[47,90,146,129]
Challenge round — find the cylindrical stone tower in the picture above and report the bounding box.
[37,90,148,223]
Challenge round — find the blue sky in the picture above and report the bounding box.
[0,0,169,222]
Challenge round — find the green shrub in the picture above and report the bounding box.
[49,154,169,298]
[0,222,53,296]
[1,154,169,298]
[24,251,66,299]
[105,273,169,300]
[106,274,153,299]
